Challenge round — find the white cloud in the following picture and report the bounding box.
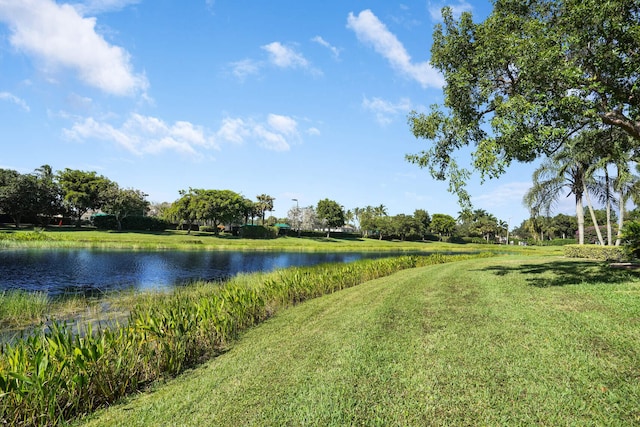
[66,111,309,155]
[262,42,309,69]
[346,9,444,88]
[64,114,217,156]
[217,117,251,144]
[72,0,140,15]
[472,182,532,209]
[0,0,148,96]
[229,59,262,80]
[267,114,298,136]
[0,91,30,111]
[216,113,305,151]
[311,36,341,58]
[261,41,321,76]
[253,125,290,151]
[362,96,412,125]
[306,127,321,136]
[428,1,473,21]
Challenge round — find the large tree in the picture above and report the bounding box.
[33,165,63,226]
[0,169,38,228]
[194,189,246,234]
[57,169,112,227]
[430,213,457,240]
[316,199,345,238]
[407,0,640,205]
[102,186,149,231]
[413,209,432,240]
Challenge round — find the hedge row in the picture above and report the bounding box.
[563,244,627,261]
[92,215,170,231]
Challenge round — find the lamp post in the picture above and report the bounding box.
[292,198,300,237]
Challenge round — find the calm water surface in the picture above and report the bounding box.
[0,249,402,296]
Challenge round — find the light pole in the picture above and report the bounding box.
[292,199,300,237]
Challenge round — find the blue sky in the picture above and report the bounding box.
[0,0,566,228]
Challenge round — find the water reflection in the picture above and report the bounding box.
[0,249,398,296]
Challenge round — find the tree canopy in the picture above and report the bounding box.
[316,199,345,238]
[407,0,640,206]
[57,169,113,227]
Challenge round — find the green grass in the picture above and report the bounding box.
[0,291,49,327]
[0,227,561,254]
[78,256,640,426]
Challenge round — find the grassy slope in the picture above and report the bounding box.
[79,256,640,426]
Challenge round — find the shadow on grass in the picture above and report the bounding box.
[481,260,640,287]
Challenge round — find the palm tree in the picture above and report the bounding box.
[373,204,387,217]
[256,194,275,224]
[524,148,590,244]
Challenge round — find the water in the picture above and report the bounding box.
[0,249,402,296]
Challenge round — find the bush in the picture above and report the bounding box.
[198,226,216,233]
[92,215,170,231]
[122,216,170,231]
[563,244,627,261]
[240,225,278,239]
[92,214,118,230]
[621,221,640,259]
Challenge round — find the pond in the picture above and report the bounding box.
[0,249,407,296]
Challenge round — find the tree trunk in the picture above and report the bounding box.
[605,168,612,245]
[584,183,604,245]
[576,194,585,245]
[616,193,625,246]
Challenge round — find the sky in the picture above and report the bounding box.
[0,0,572,228]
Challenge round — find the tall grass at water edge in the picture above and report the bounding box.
[0,291,49,327]
[0,252,489,426]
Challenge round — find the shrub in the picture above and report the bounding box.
[563,244,627,261]
[621,221,640,259]
[122,216,170,231]
[240,225,278,239]
[199,226,216,233]
[92,214,118,230]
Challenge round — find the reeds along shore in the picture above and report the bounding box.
[0,253,488,426]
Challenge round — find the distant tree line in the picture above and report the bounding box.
[0,165,149,230]
[1,165,541,244]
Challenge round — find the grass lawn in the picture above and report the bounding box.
[0,227,561,254]
[77,255,640,426]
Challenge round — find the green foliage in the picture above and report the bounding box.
[0,290,49,326]
[407,0,640,204]
[92,214,118,230]
[316,199,345,237]
[101,187,149,230]
[535,238,577,247]
[57,169,113,227]
[92,215,169,231]
[122,216,169,231]
[239,225,278,239]
[0,229,53,241]
[563,244,626,261]
[430,213,457,237]
[621,220,640,259]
